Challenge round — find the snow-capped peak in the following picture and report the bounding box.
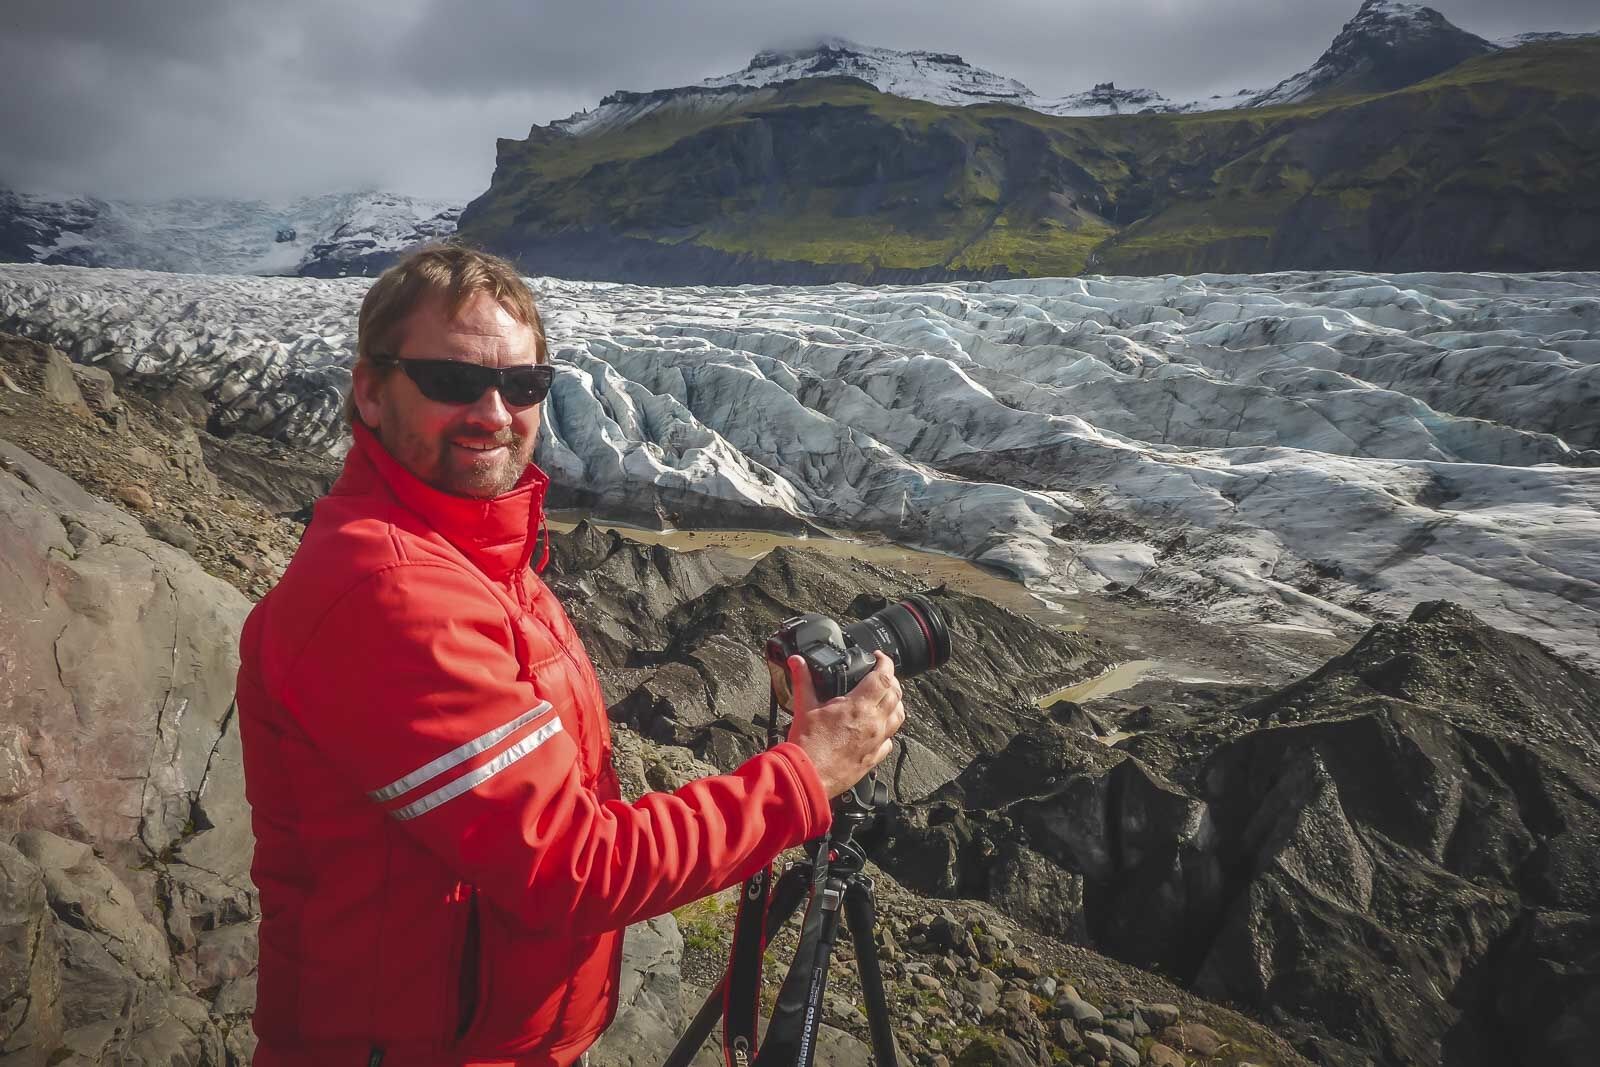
[1249,0,1497,108]
[548,38,1182,136]
[698,37,1034,107]
[1496,29,1600,48]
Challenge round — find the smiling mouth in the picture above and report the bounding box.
[453,440,508,453]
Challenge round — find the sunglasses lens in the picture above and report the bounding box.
[405,361,491,405]
[500,365,553,406]
[396,360,551,406]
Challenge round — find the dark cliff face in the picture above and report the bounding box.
[1094,53,1600,275]
[456,39,1600,284]
[879,601,1600,1067]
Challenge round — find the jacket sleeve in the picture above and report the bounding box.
[276,560,832,937]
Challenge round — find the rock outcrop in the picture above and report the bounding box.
[882,602,1600,1066]
[0,831,239,1065]
[0,437,258,1063]
[549,526,1112,794]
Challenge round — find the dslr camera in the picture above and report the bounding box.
[764,593,952,709]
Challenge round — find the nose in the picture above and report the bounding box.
[460,384,513,431]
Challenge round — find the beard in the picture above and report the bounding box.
[438,428,534,498]
[380,422,535,499]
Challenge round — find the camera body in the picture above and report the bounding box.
[764,593,952,708]
[766,613,877,704]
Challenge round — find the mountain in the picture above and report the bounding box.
[455,30,1600,284]
[1040,81,1178,117]
[553,37,1180,139]
[1250,0,1498,107]
[1499,29,1600,47]
[0,189,460,277]
[295,196,461,278]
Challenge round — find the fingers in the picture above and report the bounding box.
[873,649,897,680]
[787,654,819,714]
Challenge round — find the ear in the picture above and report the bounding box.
[351,358,385,430]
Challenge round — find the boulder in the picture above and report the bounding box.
[1140,1003,1180,1028]
[0,831,226,1064]
[1083,1029,1139,1067]
[589,914,690,1067]
[0,440,251,885]
[1146,1042,1185,1067]
[70,364,127,431]
[0,440,257,1053]
[953,1032,1035,1067]
[1056,994,1103,1029]
[0,332,89,416]
[1157,1022,1223,1058]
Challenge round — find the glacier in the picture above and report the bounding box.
[0,189,459,277]
[0,264,1595,667]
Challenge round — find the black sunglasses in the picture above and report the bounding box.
[373,357,554,407]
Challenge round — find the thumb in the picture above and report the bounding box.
[787,654,821,715]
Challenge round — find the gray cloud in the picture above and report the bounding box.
[2,0,1593,201]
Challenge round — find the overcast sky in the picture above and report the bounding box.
[2,0,1593,203]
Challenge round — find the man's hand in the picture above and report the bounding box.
[784,651,905,798]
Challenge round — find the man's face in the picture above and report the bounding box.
[352,291,543,499]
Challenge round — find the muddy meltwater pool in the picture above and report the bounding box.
[547,514,1079,626]
[547,515,1178,709]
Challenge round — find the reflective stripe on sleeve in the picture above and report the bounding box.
[390,718,565,821]
[368,700,555,803]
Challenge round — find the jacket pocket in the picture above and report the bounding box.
[452,886,483,1043]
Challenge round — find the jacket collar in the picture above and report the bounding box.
[339,421,550,582]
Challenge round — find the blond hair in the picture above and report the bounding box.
[345,244,547,426]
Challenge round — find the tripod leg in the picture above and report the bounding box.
[662,865,814,1067]
[753,872,846,1067]
[843,878,899,1067]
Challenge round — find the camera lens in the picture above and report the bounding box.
[841,594,952,680]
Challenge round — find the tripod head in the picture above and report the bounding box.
[834,770,890,827]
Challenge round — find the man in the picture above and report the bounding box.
[236,245,904,1066]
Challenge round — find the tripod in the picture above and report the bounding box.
[663,778,900,1067]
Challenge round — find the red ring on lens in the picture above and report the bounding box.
[901,599,935,655]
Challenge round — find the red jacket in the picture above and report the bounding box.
[237,424,832,1066]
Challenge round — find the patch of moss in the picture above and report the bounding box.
[949,215,1115,276]
[673,891,738,954]
[699,213,967,270]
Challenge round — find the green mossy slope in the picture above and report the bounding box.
[456,40,1600,283]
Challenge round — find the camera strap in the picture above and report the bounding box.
[752,849,833,1067]
[720,692,786,1065]
[722,862,770,1066]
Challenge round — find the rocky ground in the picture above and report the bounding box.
[3,329,1597,1067]
[0,332,335,599]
